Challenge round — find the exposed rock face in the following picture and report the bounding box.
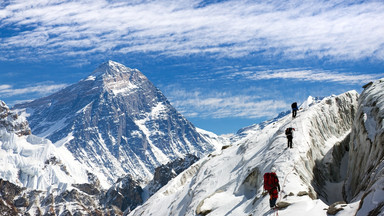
[73,172,102,196]
[0,179,23,215]
[0,179,24,201]
[104,175,143,212]
[148,154,199,195]
[101,155,200,213]
[0,176,136,215]
[14,61,215,184]
[326,201,347,215]
[345,78,384,215]
[0,100,31,136]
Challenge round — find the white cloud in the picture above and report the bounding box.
[161,65,381,119]
[167,89,288,119]
[0,84,12,90]
[1,0,384,61]
[0,83,67,97]
[224,67,383,84]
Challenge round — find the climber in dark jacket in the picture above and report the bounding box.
[291,102,298,118]
[285,127,295,148]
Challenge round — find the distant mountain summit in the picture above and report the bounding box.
[14,60,216,185]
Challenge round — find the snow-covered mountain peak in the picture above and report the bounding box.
[85,60,149,96]
[90,60,139,78]
[300,95,324,109]
[14,61,217,187]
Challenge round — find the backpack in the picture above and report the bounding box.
[285,128,292,136]
[263,172,277,190]
[291,102,297,109]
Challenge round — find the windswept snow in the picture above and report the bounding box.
[107,79,138,96]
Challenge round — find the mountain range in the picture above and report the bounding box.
[0,61,383,216]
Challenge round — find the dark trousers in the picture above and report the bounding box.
[292,109,297,117]
[287,136,293,148]
[269,197,277,208]
[268,188,278,207]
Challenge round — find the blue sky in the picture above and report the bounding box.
[1,0,384,134]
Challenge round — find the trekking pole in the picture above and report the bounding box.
[274,207,279,216]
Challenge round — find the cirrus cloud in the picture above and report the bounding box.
[0,83,68,98]
[166,89,288,119]
[225,67,384,84]
[1,0,384,62]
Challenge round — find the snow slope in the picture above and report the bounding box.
[129,91,359,216]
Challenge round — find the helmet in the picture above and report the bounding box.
[271,167,277,173]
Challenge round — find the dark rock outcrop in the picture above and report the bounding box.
[149,154,199,195]
[0,100,31,136]
[0,179,24,201]
[104,175,143,212]
[0,179,24,215]
[326,201,347,215]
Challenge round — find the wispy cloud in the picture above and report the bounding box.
[0,83,67,98]
[226,67,383,84]
[1,0,384,61]
[161,65,381,119]
[167,89,288,119]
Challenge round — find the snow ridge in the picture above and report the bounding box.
[129,91,359,216]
